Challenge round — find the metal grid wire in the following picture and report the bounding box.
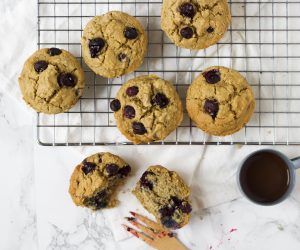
[37,0,300,146]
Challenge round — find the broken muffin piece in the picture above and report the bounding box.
[69,152,131,210]
[132,165,192,229]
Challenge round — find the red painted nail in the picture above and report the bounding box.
[123,225,139,238]
[125,217,136,221]
[168,232,174,238]
[130,211,136,216]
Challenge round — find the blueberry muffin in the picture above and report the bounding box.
[133,166,192,229]
[81,11,148,78]
[186,66,256,136]
[69,152,131,210]
[161,0,231,50]
[19,48,85,114]
[110,75,183,144]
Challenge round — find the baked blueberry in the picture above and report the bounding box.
[57,73,77,87]
[89,38,105,58]
[180,202,192,213]
[204,99,219,119]
[118,165,131,177]
[153,93,169,109]
[84,190,108,209]
[179,3,196,18]
[124,27,138,39]
[180,27,194,39]
[93,198,108,209]
[161,217,179,229]
[105,164,119,177]
[110,99,121,112]
[171,196,182,207]
[140,171,154,190]
[34,60,48,73]
[126,86,139,97]
[118,53,127,62]
[82,161,96,175]
[124,105,136,119]
[132,122,147,135]
[207,27,214,33]
[202,69,221,84]
[48,47,62,56]
[159,206,175,217]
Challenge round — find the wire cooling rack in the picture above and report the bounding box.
[37,0,300,146]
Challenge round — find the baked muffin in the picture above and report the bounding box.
[81,11,147,78]
[110,75,183,144]
[69,152,131,210]
[133,166,192,229]
[186,66,256,136]
[161,0,231,50]
[19,48,85,114]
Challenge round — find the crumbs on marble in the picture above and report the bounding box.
[208,227,238,249]
[278,224,284,231]
[270,221,284,231]
[273,221,284,231]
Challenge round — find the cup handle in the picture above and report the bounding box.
[292,156,300,169]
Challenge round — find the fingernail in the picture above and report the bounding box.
[122,224,139,238]
[125,217,136,221]
[168,232,174,238]
[130,211,136,216]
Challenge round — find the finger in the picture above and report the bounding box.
[130,211,169,233]
[125,217,157,238]
[122,224,153,246]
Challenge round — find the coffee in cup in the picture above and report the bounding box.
[237,149,300,205]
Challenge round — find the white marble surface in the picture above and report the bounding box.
[1,0,300,249]
[0,92,37,250]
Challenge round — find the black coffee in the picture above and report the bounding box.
[239,152,290,204]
